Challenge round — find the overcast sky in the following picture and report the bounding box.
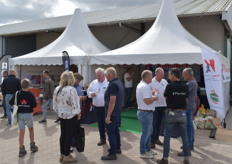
[0,0,161,26]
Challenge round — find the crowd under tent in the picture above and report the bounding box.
[9,9,109,85]
[90,0,230,119]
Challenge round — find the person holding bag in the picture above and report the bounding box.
[9,79,38,157]
[53,71,81,163]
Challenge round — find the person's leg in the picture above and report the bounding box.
[115,116,121,150]
[156,107,165,142]
[59,118,65,155]
[63,116,77,156]
[106,116,117,154]
[124,88,129,108]
[5,94,14,124]
[137,111,153,154]
[163,111,175,159]
[151,109,158,144]
[127,88,133,107]
[93,107,106,141]
[41,100,50,121]
[186,109,194,149]
[19,129,25,148]
[3,95,7,117]
[178,113,190,158]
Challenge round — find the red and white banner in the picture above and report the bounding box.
[201,48,227,118]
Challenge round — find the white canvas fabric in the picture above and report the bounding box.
[10,9,108,66]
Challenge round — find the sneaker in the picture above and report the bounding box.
[39,120,47,123]
[139,152,154,159]
[147,150,157,155]
[30,142,38,152]
[97,139,106,146]
[177,151,191,157]
[183,159,190,164]
[150,143,156,149]
[62,155,77,163]
[59,154,64,162]
[155,139,164,145]
[101,153,117,160]
[108,148,122,154]
[157,158,168,164]
[19,146,27,157]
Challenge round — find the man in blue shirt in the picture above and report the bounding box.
[101,67,123,161]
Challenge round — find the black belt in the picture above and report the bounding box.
[139,109,154,112]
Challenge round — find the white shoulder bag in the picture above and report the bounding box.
[11,91,19,125]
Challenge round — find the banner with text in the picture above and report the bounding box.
[201,48,225,118]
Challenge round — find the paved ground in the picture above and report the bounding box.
[0,108,232,164]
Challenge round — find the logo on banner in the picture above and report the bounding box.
[204,59,215,73]
[209,91,219,104]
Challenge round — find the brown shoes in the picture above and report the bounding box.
[155,139,164,145]
[59,154,64,162]
[183,159,190,164]
[98,139,106,146]
[62,155,77,163]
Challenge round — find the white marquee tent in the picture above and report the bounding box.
[90,0,230,118]
[90,0,228,65]
[9,9,109,83]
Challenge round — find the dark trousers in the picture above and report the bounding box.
[151,107,166,144]
[106,116,121,154]
[124,87,133,107]
[93,106,106,139]
[60,116,77,156]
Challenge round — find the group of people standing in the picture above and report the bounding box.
[1,66,197,164]
[136,67,197,164]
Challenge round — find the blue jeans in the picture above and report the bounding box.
[5,94,14,124]
[42,99,53,120]
[18,113,33,129]
[137,110,153,154]
[163,110,190,159]
[151,107,166,143]
[106,116,121,154]
[124,87,133,107]
[2,95,6,116]
[93,106,106,140]
[186,109,194,148]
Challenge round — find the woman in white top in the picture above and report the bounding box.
[53,71,81,163]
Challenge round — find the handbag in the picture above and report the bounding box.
[74,121,85,152]
[11,91,19,125]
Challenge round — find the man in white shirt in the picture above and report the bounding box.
[150,67,168,148]
[124,68,134,108]
[136,70,158,159]
[87,68,109,146]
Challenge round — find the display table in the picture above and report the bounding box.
[29,88,43,115]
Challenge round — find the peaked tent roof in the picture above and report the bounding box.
[90,0,228,65]
[9,9,109,66]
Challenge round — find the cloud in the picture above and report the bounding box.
[0,0,161,25]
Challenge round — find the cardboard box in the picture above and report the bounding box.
[215,127,232,142]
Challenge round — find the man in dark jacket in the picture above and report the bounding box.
[1,69,21,125]
[1,70,8,118]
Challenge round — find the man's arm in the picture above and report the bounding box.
[106,95,116,124]
[144,96,158,105]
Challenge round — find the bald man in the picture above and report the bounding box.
[101,67,123,160]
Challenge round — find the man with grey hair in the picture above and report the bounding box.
[1,69,21,125]
[179,67,198,156]
[87,67,109,146]
[101,67,123,160]
[150,67,168,148]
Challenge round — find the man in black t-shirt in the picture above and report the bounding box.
[157,68,190,164]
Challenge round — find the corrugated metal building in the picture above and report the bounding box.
[0,0,232,58]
